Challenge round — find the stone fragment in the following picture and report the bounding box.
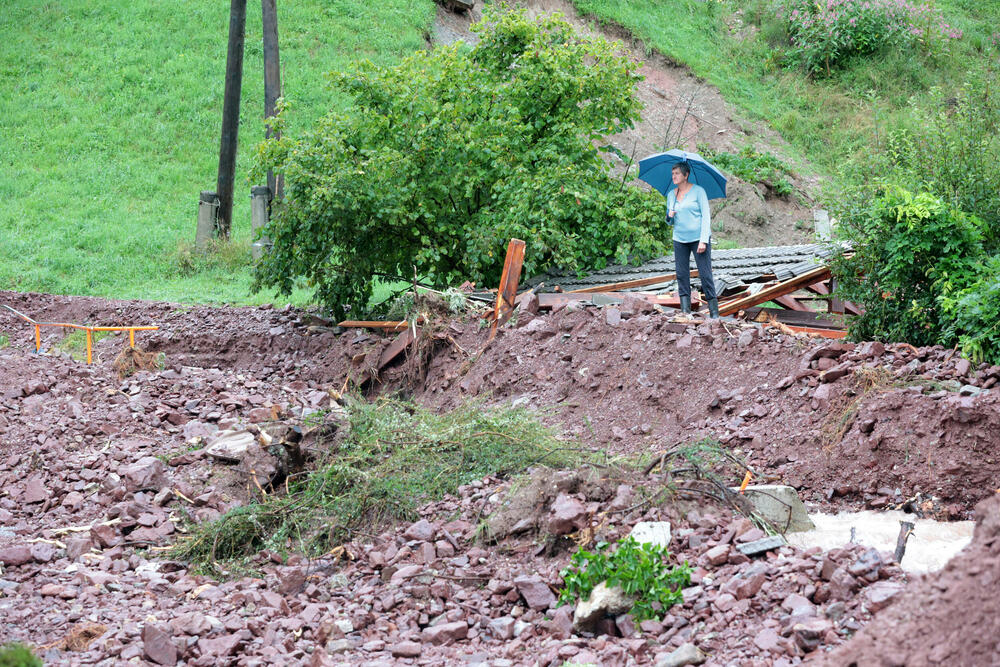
[390,642,422,658]
[22,477,49,504]
[704,545,729,566]
[488,616,516,640]
[0,545,32,566]
[736,535,786,556]
[792,617,833,652]
[120,457,167,492]
[865,581,904,612]
[629,521,671,549]
[421,620,468,645]
[736,485,815,533]
[142,624,177,666]
[205,430,256,463]
[754,627,782,652]
[548,493,588,536]
[514,575,556,610]
[572,581,635,633]
[656,642,707,667]
[403,519,436,542]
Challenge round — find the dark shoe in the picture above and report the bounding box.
[707,298,720,319]
[679,296,691,314]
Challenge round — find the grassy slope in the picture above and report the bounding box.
[568,0,1000,190]
[0,0,434,304]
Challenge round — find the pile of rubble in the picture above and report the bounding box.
[1,290,997,665]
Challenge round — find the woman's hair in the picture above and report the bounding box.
[672,161,691,178]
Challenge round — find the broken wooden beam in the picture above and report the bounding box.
[489,239,526,340]
[567,270,698,294]
[718,265,831,317]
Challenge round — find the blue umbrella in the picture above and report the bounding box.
[637,149,727,200]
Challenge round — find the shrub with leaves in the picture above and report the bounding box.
[832,187,985,347]
[698,145,795,197]
[940,255,1000,364]
[252,8,667,318]
[559,537,692,622]
[776,0,960,75]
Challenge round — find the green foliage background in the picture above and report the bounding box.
[253,9,667,317]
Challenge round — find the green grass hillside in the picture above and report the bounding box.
[0,0,434,304]
[569,0,1000,187]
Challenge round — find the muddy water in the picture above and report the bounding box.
[786,510,974,574]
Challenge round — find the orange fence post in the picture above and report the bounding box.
[34,325,41,353]
[129,329,135,348]
[86,329,93,365]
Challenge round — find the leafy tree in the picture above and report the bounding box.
[832,187,985,347]
[252,8,667,317]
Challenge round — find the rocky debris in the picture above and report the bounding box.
[0,290,991,665]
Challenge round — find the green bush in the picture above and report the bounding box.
[775,0,960,75]
[559,537,692,622]
[0,644,42,667]
[832,187,985,347]
[699,145,795,197]
[876,73,1000,251]
[940,256,1000,364]
[253,8,666,318]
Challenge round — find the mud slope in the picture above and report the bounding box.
[433,0,818,247]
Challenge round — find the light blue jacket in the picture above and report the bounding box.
[667,184,711,244]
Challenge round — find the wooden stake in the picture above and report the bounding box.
[261,0,283,200]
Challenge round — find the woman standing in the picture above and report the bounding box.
[667,162,719,318]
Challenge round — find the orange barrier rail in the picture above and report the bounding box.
[1,305,159,364]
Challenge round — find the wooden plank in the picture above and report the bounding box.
[493,239,526,327]
[567,270,697,294]
[719,266,831,317]
[338,320,411,330]
[773,294,811,312]
[782,325,848,339]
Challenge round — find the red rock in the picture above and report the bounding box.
[792,617,833,652]
[390,641,422,657]
[0,545,32,566]
[754,627,782,652]
[389,564,423,584]
[514,574,556,610]
[403,519,436,542]
[488,616,516,640]
[142,624,178,666]
[547,493,588,536]
[39,583,64,596]
[197,632,245,657]
[29,542,57,562]
[422,620,468,645]
[22,476,49,504]
[865,581,904,612]
[120,457,167,492]
[704,545,729,566]
[91,523,122,548]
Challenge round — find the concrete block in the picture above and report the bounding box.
[734,485,815,533]
[736,535,787,556]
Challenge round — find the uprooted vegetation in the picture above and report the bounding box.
[171,397,582,572]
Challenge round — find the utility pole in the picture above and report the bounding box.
[261,0,283,202]
[215,0,248,239]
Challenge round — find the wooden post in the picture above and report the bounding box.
[488,239,526,341]
[261,0,283,201]
[196,190,219,247]
[215,0,248,239]
[829,276,845,315]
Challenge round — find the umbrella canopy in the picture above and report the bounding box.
[637,149,727,200]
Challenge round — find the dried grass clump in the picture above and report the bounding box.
[113,345,162,378]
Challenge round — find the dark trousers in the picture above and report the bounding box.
[673,240,717,300]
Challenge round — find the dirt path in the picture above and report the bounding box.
[432,1,819,247]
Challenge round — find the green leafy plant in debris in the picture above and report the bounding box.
[171,397,580,571]
[698,144,795,198]
[939,255,1000,364]
[0,333,9,349]
[0,643,42,667]
[559,537,692,622]
[252,7,667,318]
